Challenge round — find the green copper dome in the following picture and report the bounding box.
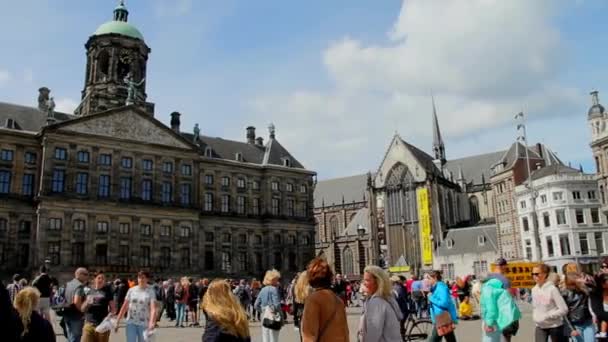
[93,21,144,41]
[92,1,144,41]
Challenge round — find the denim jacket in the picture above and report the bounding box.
[254,285,281,313]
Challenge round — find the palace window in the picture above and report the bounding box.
[22,173,34,196]
[73,219,85,232]
[579,233,589,255]
[254,235,262,245]
[72,243,84,266]
[286,183,293,192]
[252,198,260,215]
[575,209,585,224]
[141,224,152,236]
[96,244,108,265]
[559,234,571,256]
[556,209,567,225]
[48,242,60,265]
[121,157,133,169]
[181,248,190,267]
[24,152,36,164]
[223,233,232,243]
[0,149,13,161]
[54,148,67,160]
[221,195,230,213]
[160,247,171,268]
[271,198,280,216]
[592,208,601,224]
[118,245,129,266]
[540,194,547,204]
[221,252,232,273]
[99,154,112,166]
[142,159,153,171]
[77,151,89,163]
[120,177,132,199]
[141,179,153,201]
[0,171,10,194]
[589,191,597,200]
[48,218,62,230]
[238,252,247,272]
[204,174,214,185]
[181,164,192,176]
[160,225,171,237]
[205,251,214,270]
[287,199,295,217]
[51,169,64,193]
[553,192,563,201]
[0,218,6,231]
[271,181,279,191]
[300,185,307,193]
[141,246,151,267]
[237,178,246,189]
[204,193,214,211]
[161,182,172,203]
[237,196,246,214]
[75,172,88,195]
[162,161,173,173]
[98,175,110,197]
[572,191,582,200]
[519,200,526,209]
[180,184,191,206]
[97,221,109,233]
[205,232,214,242]
[596,232,605,255]
[180,226,191,238]
[238,234,247,244]
[118,223,131,234]
[221,176,230,187]
[543,212,551,227]
[252,180,260,190]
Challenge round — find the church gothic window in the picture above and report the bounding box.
[329,216,340,238]
[343,246,354,276]
[470,196,480,223]
[385,163,417,225]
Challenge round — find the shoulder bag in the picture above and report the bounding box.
[262,288,283,331]
[432,301,455,336]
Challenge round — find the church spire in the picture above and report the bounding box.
[113,0,129,22]
[431,95,446,166]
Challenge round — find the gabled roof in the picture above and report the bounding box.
[0,102,75,132]
[445,150,505,185]
[493,142,563,172]
[263,138,305,169]
[399,137,442,177]
[435,224,498,256]
[343,208,371,236]
[314,173,369,208]
[529,164,583,181]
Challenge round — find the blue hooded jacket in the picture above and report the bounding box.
[428,281,458,325]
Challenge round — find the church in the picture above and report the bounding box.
[0,2,316,281]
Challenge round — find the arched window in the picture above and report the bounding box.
[96,50,110,81]
[469,196,480,223]
[349,212,357,225]
[343,246,354,276]
[329,216,339,239]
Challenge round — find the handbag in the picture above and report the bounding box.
[262,305,283,330]
[432,302,455,336]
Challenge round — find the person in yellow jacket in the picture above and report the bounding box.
[458,296,473,320]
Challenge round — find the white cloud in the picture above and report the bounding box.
[250,0,586,178]
[0,69,11,86]
[55,98,79,114]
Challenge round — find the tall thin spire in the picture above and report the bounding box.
[431,94,446,165]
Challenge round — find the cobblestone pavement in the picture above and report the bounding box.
[53,302,535,342]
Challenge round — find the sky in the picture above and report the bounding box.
[0,0,606,180]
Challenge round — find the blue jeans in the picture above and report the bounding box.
[64,317,84,342]
[175,303,186,326]
[126,323,146,342]
[571,322,595,342]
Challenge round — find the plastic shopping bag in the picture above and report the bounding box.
[95,316,117,333]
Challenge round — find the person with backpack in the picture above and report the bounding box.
[480,277,521,342]
[32,266,53,321]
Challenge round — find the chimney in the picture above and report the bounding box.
[255,137,264,146]
[170,112,181,133]
[246,126,256,144]
[38,87,50,111]
[536,143,543,159]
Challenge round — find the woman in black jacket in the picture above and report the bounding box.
[14,287,55,342]
[561,272,595,341]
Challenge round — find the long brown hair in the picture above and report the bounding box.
[564,273,589,295]
[14,287,40,337]
[202,279,250,338]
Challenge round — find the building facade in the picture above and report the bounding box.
[0,3,315,281]
[589,91,608,212]
[515,165,606,273]
[433,224,499,281]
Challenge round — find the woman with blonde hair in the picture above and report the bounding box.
[293,271,311,331]
[254,269,282,342]
[201,279,250,342]
[301,258,349,342]
[358,265,403,342]
[13,286,56,342]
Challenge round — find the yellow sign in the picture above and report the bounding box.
[491,262,540,289]
[417,188,433,266]
[389,266,411,273]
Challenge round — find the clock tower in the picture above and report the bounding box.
[77,1,154,116]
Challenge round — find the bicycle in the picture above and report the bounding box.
[403,311,433,341]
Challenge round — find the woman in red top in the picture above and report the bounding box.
[175,277,190,328]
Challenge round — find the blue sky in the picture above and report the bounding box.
[0,0,605,179]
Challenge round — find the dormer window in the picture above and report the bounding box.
[478,235,486,246]
[446,239,454,249]
[235,152,243,162]
[282,157,291,167]
[204,147,213,158]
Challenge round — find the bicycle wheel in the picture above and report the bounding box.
[406,319,433,341]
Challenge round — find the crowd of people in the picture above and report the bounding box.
[6,256,608,341]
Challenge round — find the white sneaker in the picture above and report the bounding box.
[595,332,607,338]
